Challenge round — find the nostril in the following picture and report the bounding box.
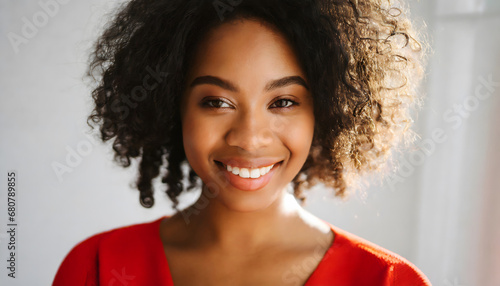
[225,127,275,152]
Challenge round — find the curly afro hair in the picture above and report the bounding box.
[86,0,425,210]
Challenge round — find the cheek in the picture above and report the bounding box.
[182,110,219,168]
[275,113,315,158]
[293,118,314,157]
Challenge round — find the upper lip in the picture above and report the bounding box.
[215,158,283,169]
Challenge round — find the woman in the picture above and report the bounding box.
[53,0,430,285]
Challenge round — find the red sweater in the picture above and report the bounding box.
[53,216,431,285]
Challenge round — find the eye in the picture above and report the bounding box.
[270,98,298,109]
[201,98,233,109]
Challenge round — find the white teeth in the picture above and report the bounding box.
[231,166,239,175]
[225,163,276,179]
[250,169,260,178]
[240,168,250,178]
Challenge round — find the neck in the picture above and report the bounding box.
[180,187,305,253]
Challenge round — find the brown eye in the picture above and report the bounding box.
[201,99,232,109]
[271,98,298,109]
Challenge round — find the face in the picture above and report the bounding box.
[180,19,315,212]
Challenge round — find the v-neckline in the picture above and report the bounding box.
[152,215,337,285]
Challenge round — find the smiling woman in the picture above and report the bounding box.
[179,19,316,213]
[53,0,430,285]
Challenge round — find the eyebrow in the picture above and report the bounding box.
[189,75,310,92]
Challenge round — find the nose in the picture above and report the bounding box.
[225,109,275,152]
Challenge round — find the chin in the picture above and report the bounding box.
[209,184,285,213]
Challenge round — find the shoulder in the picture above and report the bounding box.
[309,222,432,286]
[52,216,165,286]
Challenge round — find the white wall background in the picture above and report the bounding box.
[0,0,499,285]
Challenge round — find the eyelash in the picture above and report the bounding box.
[201,98,299,109]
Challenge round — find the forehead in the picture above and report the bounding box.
[185,18,306,85]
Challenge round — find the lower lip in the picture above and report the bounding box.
[215,161,282,192]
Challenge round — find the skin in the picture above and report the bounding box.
[160,18,334,285]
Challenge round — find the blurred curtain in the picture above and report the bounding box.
[410,0,500,285]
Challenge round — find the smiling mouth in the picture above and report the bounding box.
[214,160,283,179]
